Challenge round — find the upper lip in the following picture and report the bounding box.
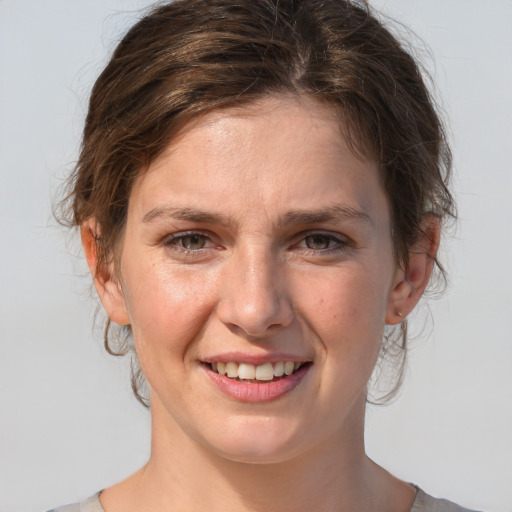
[201,352,312,365]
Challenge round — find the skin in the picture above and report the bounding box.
[83,95,438,512]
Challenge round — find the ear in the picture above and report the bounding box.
[386,217,440,325]
[81,220,130,326]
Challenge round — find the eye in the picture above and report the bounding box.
[165,232,213,251]
[301,233,345,251]
[177,234,207,250]
[304,234,336,250]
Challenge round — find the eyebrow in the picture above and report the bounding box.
[278,205,372,227]
[142,204,372,227]
[143,206,231,225]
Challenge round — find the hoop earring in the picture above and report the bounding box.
[104,317,113,354]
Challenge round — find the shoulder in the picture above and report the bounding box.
[46,492,104,512]
[46,488,484,512]
[411,487,483,512]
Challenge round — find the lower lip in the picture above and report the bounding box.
[203,364,311,402]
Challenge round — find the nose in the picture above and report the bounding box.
[216,246,294,338]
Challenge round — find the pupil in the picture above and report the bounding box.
[183,235,204,249]
[306,235,329,249]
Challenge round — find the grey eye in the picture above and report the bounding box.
[304,234,332,250]
[180,234,207,250]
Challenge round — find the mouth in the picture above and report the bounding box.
[205,361,310,383]
[202,358,312,402]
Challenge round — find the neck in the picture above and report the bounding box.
[150,412,366,511]
[100,393,415,512]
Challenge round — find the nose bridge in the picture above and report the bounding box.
[217,241,293,337]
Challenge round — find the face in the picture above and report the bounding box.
[99,95,404,463]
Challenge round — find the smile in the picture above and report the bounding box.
[210,361,306,382]
[203,360,312,402]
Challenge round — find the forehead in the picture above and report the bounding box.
[129,94,387,228]
[165,95,349,165]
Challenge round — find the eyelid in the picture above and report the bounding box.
[163,230,217,250]
[161,229,350,254]
[293,230,350,251]
[297,230,347,242]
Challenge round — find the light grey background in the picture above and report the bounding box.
[0,1,511,511]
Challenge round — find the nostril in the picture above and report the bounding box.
[215,267,294,337]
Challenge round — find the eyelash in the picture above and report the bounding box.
[163,231,216,254]
[162,231,350,258]
[295,232,349,254]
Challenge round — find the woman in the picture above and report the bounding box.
[50,0,478,510]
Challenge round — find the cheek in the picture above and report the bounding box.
[294,264,390,366]
[121,258,219,361]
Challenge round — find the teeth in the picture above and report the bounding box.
[217,361,226,376]
[238,363,256,380]
[225,362,239,378]
[255,363,274,381]
[210,361,305,381]
[274,361,285,377]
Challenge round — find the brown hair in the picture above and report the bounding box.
[61,0,455,405]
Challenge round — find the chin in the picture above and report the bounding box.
[200,418,308,465]
[215,443,301,465]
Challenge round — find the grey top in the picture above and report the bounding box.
[47,487,481,512]
[410,487,481,512]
